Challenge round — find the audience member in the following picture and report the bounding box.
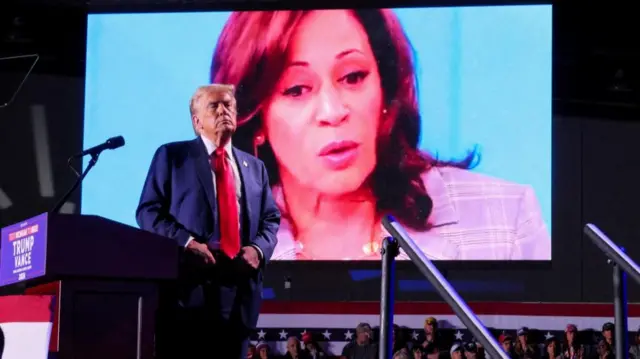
[254,341,271,359]
[285,337,310,359]
[341,323,377,359]
[629,329,640,359]
[515,327,537,359]
[303,332,327,358]
[244,319,630,358]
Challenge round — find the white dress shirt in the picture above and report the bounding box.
[185,136,262,259]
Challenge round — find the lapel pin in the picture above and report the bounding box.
[243,161,248,167]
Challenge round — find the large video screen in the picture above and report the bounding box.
[83,6,552,261]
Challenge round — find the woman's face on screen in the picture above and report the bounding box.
[262,10,383,196]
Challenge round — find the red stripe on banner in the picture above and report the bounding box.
[25,281,60,352]
[25,281,60,296]
[0,295,54,323]
[260,301,640,317]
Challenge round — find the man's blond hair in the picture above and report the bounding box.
[190,84,236,135]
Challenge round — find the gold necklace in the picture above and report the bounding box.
[296,225,381,260]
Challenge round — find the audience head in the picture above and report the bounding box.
[601,322,614,340]
[286,336,301,355]
[464,342,477,359]
[356,322,373,344]
[393,348,410,359]
[424,317,438,334]
[499,333,513,352]
[450,342,464,359]
[256,341,270,359]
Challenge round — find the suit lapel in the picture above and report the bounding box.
[233,148,253,235]
[190,138,217,218]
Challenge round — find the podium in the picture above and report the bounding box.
[0,214,179,359]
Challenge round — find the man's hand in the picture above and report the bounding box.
[186,240,216,265]
[241,246,261,269]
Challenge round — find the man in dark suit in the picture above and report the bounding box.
[136,84,280,359]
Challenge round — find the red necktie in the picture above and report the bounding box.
[212,147,241,258]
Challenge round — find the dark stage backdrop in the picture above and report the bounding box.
[1,74,639,303]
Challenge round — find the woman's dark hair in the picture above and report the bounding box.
[562,331,581,353]
[211,9,478,231]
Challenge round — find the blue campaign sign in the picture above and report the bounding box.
[0,213,49,286]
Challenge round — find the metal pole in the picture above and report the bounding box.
[585,224,640,285]
[383,216,509,359]
[611,248,628,359]
[379,236,398,359]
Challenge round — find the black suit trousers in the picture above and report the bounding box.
[155,254,255,359]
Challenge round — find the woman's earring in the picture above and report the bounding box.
[253,134,265,157]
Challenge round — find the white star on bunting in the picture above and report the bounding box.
[344,330,354,340]
[544,332,553,340]
[411,331,419,340]
[322,330,332,340]
[455,331,464,340]
[257,329,266,339]
[279,330,288,340]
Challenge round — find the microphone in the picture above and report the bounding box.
[51,136,125,214]
[73,136,125,158]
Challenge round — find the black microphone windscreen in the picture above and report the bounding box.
[107,136,125,149]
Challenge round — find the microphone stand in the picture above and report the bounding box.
[50,153,100,214]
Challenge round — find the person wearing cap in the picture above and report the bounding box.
[254,341,271,359]
[469,338,488,359]
[602,322,615,349]
[450,342,465,359]
[422,317,441,351]
[464,342,478,359]
[562,324,584,359]
[514,327,536,358]
[499,333,516,358]
[340,323,377,359]
[302,332,326,358]
[563,325,578,352]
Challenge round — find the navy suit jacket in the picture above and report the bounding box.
[136,137,280,328]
